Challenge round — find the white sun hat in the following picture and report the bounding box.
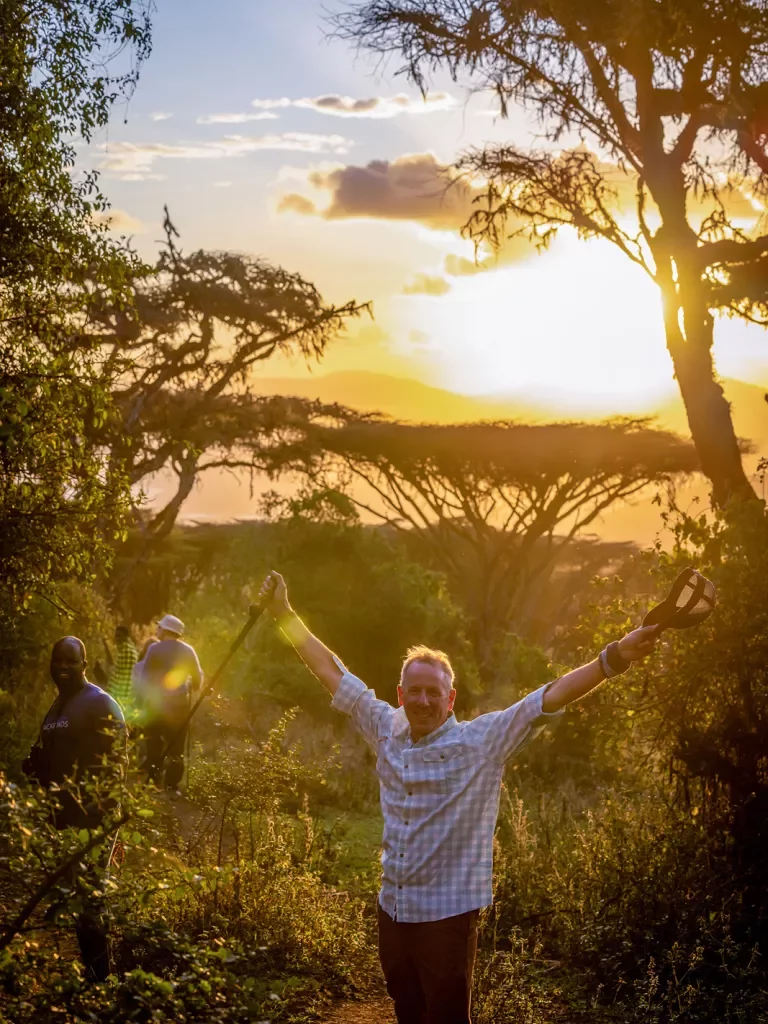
[156,613,185,635]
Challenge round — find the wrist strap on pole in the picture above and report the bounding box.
[600,641,630,679]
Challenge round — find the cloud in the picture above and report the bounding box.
[403,273,451,296]
[277,193,317,216]
[99,133,354,179]
[92,209,145,233]
[252,92,456,119]
[251,98,293,110]
[443,253,485,277]
[117,172,167,182]
[279,153,475,230]
[197,112,279,124]
[276,152,545,271]
[213,180,232,188]
[150,112,172,121]
[298,92,457,119]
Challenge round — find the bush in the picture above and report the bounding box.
[0,731,372,1023]
[473,936,561,1024]
[488,785,766,1021]
[484,499,768,1021]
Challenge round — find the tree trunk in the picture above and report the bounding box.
[657,250,755,504]
[669,332,753,504]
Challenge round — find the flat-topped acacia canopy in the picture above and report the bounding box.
[282,415,699,657]
[308,419,700,482]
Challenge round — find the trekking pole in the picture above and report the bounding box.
[144,601,268,779]
[184,688,192,788]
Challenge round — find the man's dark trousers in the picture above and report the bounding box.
[75,909,110,981]
[65,858,111,981]
[144,717,188,789]
[377,903,479,1024]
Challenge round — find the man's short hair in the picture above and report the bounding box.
[53,636,86,661]
[400,646,455,690]
[115,624,130,640]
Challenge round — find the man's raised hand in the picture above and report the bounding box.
[618,624,661,664]
[258,571,291,620]
[257,571,343,695]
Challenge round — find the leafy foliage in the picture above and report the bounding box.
[0,727,371,1022]
[475,498,768,1020]
[1,0,153,642]
[0,353,130,612]
[0,0,152,292]
[487,785,766,1021]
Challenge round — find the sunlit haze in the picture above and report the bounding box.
[88,0,768,535]
[391,232,675,408]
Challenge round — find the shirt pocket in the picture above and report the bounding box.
[421,745,476,787]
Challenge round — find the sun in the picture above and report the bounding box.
[394,231,678,413]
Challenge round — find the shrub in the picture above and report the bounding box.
[0,734,371,1023]
[473,935,561,1024]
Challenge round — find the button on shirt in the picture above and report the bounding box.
[331,669,564,923]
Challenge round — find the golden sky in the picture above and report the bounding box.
[89,0,768,540]
[91,0,768,417]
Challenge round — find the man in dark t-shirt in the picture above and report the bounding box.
[23,636,125,980]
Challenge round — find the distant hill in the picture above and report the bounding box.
[247,370,543,424]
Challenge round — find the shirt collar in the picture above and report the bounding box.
[407,712,458,748]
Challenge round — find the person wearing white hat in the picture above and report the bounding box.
[156,614,186,636]
[140,613,203,790]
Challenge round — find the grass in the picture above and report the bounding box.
[316,806,383,887]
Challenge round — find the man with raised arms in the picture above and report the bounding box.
[258,570,659,1024]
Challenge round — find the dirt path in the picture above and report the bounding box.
[321,996,395,1023]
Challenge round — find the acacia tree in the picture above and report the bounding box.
[286,417,698,666]
[84,214,369,565]
[334,0,768,503]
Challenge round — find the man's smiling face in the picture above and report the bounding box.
[397,660,456,741]
[50,637,86,691]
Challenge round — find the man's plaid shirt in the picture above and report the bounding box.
[107,639,138,712]
[331,668,564,923]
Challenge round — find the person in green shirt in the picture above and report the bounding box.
[104,625,138,719]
